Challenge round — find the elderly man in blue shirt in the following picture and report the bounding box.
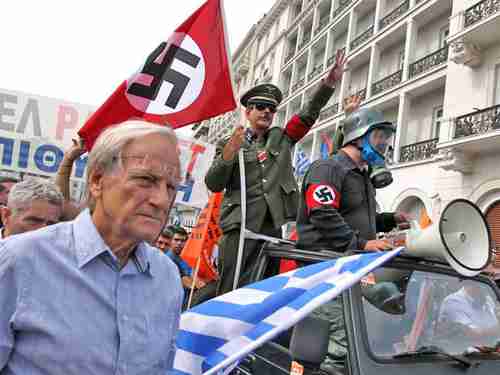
[0,121,183,374]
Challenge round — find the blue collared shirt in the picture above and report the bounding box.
[0,209,183,374]
[166,250,192,278]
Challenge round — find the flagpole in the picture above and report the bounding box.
[187,255,202,309]
[232,149,247,290]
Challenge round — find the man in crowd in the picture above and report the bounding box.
[297,107,410,372]
[0,177,19,207]
[0,179,64,239]
[0,121,183,373]
[156,225,174,253]
[438,280,500,349]
[0,177,19,227]
[205,49,347,296]
[167,225,205,292]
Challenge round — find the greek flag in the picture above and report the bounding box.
[294,148,311,177]
[172,248,404,375]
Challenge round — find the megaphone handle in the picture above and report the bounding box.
[409,220,420,231]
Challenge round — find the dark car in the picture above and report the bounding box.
[233,241,500,375]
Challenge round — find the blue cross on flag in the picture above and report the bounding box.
[172,248,404,375]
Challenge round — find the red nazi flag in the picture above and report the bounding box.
[78,0,237,150]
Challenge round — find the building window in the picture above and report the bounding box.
[439,26,449,48]
[398,46,405,70]
[269,53,275,73]
[432,106,443,139]
[494,64,500,104]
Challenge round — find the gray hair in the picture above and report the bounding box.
[85,120,178,209]
[7,178,64,214]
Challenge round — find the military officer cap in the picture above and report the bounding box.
[240,83,283,107]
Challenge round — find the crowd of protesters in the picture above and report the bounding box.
[0,48,498,374]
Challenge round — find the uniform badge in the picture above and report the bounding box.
[257,150,268,162]
[290,361,304,375]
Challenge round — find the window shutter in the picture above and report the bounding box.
[486,201,500,266]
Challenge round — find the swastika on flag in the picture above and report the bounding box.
[126,34,205,115]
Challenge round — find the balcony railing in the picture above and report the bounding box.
[299,32,312,50]
[409,46,449,78]
[464,0,500,28]
[350,25,374,50]
[454,103,500,139]
[372,70,403,96]
[319,103,340,122]
[291,77,306,92]
[327,47,346,66]
[332,0,352,20]
[345,88,367,104]
[285,50,295,64]
[308,63,324,81]
[318,103,339,121]
[399,138,439,163]
[293,4,303,20]
[379,0,409,30]
[356,87,367,101]
[261,75,272,83]
[315,16,330,34]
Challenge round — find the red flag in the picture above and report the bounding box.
[78,0,236,150]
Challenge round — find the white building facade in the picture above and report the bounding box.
[203,0,500,262]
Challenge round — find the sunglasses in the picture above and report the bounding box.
[251,103,277,113]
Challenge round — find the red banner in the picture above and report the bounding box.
[78,0,236,150]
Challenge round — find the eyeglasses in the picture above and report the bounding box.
[252,103,277,113]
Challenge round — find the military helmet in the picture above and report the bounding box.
[342,108,395,147]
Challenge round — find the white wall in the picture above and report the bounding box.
[404,87,444,145]
[350,64,370,92]
[383,0,402,17]
[444,41,500,126]
[377,40,405,80]
[377,161,442,213]
[415,13,449,60]
[357,9,375,34]
[381,106,399,124]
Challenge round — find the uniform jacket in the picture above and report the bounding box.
[296,151,396,251]
[205,84,335,234]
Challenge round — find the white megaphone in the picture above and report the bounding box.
[404,199,492,276]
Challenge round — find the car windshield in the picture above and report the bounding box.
[361,269,500,358]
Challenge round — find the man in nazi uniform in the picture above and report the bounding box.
[297,107,409,251]
[296,107,410,372]
[205,50,347,296]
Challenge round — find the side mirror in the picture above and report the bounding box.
[289,316,330,368]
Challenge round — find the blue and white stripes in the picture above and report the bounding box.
[172,248,403,375]
[294,148,311,177]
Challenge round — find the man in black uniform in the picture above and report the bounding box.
[206,50,347,296]
[297,107,408,251]
[297,107,410,371]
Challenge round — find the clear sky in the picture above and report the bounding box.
[0,0,272,107]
